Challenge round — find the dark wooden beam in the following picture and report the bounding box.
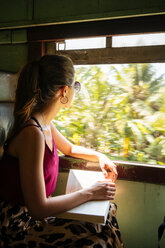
[27,14,165,42]
[47,45,165,64]
[28,41,45,62]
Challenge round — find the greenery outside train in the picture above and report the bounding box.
[54,63,165,165]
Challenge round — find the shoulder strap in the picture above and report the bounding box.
[4,122,43,152]
[21,123,42,131]
[31,116,43,131]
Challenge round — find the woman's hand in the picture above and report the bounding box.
[98,154,118,182]
[86,181,116,201]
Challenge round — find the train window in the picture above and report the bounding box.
[56,37,106,51]
[112,33,165,47]
[48,35,165,166]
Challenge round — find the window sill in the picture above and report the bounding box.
[59,155,165,185]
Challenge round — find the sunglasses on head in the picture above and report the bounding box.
[73,81,81,92]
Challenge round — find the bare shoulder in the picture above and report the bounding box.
[15,125,45,158]
[20,124,43,140]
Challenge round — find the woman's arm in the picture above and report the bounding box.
[51,123,117,181]
[51,122,100,160]
[17,126,115,220]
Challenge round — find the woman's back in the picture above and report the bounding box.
[0,121,59,205]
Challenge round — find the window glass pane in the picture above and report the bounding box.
[56,37,106,50]
[55,63,165,165]
[112,33,165,47]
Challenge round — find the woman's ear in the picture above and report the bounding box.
[60,86,69,97]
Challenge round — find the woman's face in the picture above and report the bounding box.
[66,81,81,108]
[65,85,75,108]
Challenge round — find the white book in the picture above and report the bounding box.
[56,169,110,224]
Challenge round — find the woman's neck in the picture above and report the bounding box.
[33,103,61,127]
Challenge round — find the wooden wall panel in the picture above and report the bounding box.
[99,0,165,13]
[0,0,33,24]
[0,44,28,73]
[0,0,165,29]
[34,0,98,19]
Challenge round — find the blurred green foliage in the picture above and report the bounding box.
[54,64,165,165]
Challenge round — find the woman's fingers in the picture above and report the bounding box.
[99,156,118,182]
[89,180,117,200]
[105,167,118,182]
[98,181,116,199]
[105,183,116,198]
[101,167,108,177]
[113,166,118,176]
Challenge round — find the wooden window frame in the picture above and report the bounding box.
[27,14,165,184]
[45,37,165,64]
[27,14,165,62]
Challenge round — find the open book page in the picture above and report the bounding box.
[56,169,110,224]
[66,169,105,194]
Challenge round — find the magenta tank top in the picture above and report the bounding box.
[0,123,59,205]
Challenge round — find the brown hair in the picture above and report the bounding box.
[9,55,74,137]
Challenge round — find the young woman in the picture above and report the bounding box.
[0,55,123,247]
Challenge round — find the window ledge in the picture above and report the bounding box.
[59,155,165,185]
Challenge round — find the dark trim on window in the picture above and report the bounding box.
[116,161,165,185]
[59,156,165,185]
[27,14,165,42]
[49,45,165,64]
